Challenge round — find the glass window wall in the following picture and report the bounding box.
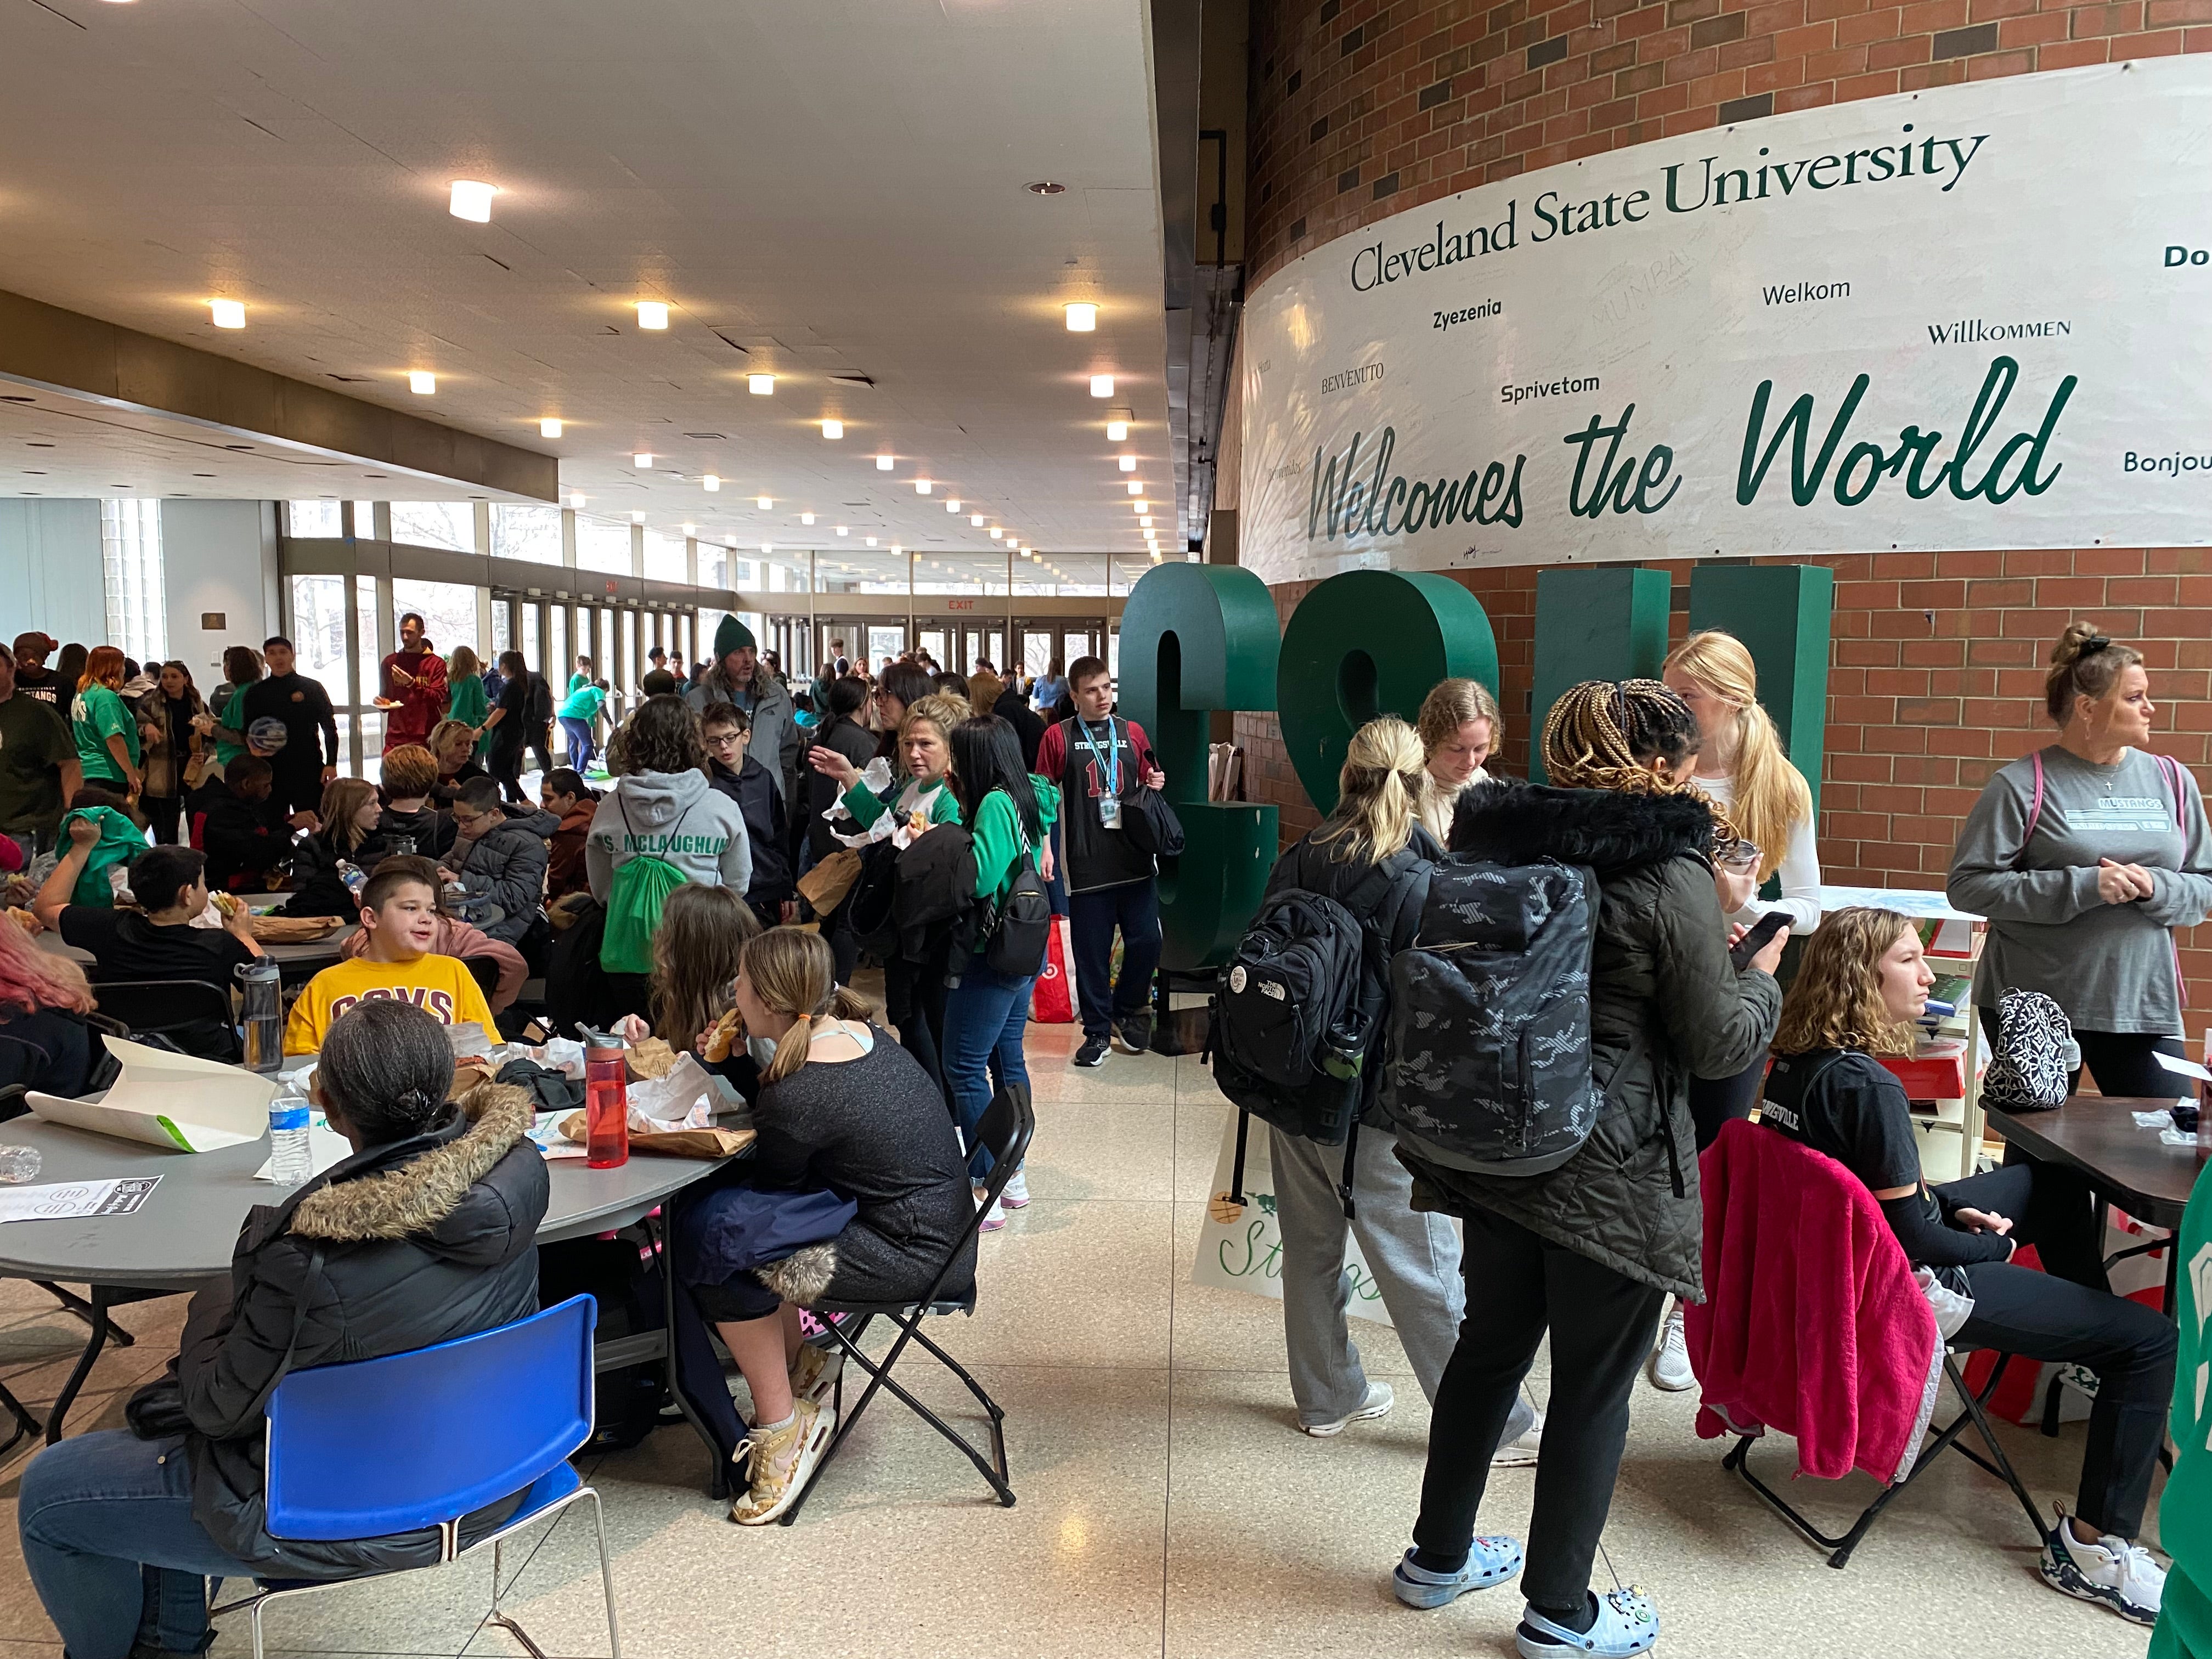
[643,531,686,582]
[391,579,478,662]
[490,504,562,565]
[575,516,633,575]
[287,501,343,538]
[389,502,476,552]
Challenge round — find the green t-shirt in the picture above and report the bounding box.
[212,685,249,768]
[71,684,139,783]
[448,673,489,730]
[558,684,606,722]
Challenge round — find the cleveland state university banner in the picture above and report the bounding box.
[1238,59,2212,585]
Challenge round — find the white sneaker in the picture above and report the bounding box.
[1001,1170,1030,1209]
[974,1186,1007,1233]
[1648,1305,1694,1392]
[1492,1409,1544,1468]
[2041,1510,2165,1626]
[1300,1380,1393,1437]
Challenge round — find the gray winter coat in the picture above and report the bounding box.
[686,668,800,801]
[1398,782,1781,1300]
[444,808,557,944]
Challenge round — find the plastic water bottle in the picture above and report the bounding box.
[267,1096,313,1188]
[0,1145,41,1184]
[338,860,366,901]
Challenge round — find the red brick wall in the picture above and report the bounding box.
[1248,0,2212,287]
[1233,546,2212,1037]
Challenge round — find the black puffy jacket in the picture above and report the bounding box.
[164,1084,549,1576]
[1398,782,1780,1300]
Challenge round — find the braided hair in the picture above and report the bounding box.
[1541,679,1742,843]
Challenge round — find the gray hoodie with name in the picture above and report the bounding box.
[584,767,751,904]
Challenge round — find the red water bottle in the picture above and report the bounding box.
[584,1036,629,1169]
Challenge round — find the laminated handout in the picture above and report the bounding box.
[25,1036,279,1152]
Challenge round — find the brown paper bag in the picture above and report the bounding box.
[795,847,864,913]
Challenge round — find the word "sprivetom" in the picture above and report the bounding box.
[1502,375,1600,407]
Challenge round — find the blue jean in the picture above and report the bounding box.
[1068,879,1161,1041]
[941,951,1034,1181]
[557,715,596,775]
[19,1429,263,1657]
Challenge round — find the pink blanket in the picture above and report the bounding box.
[1685,1118,1941,1485]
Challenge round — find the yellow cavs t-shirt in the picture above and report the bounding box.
[283,953,498,1055]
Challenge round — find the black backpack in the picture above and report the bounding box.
[1380,857,1613,1178]
[1122,783,1186,859]
[525,672,555,729]
[1210,852,1420,1146]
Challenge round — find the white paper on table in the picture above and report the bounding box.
[26,1038,278,1152]
[627,1054,713,1130]
[0,1175,161,1222]
[251,1124,353,1182]
[528,1111,589,1160]
[2155,1051,2212,1085]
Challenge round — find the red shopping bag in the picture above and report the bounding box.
[1030,916,1074,1022]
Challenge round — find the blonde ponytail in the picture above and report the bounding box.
[1315,716,1427,864]
[745,928,883,1083]
[1662,631,1810,883]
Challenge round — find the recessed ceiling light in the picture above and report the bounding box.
[876,454,894,471]
[570,492,588,507]
[209,299,245,329]
[756,494,772,509]
[971,512,986,527]
[916,479,932,495]
[989,527,1003,539]
[891,543,902,554]
[748,374,775,396]
[1065,302,1098,332]
[761,543,773,553]
[539,417,563,438]
[681,522,695,535]
[409,371,436,395]
[1107,409,1132,441]
[835,525,849,536]
[1027,180,1067,194]
[866,536,877,546]
[703,474,721,492]
[1139,515,1154,528]
[800,512,816,526]
[636,301,669,330]
[1119,453,1137,472]
[1127,479,1144,494]
[821,419,843,440]
[1090,374,1114,398]
[630,511,646,523]
[449,180,498,222]
[1133,499,1148,512]
[634,452,654,469]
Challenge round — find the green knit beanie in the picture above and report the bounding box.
[713,614,757,659]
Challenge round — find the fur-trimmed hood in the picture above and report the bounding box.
[1449,778,1716,876]
[288,1084,538,1263]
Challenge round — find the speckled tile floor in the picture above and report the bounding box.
[0,1024,2163,1657]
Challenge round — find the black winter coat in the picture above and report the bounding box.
[1399,782,1780,1300]
[444,808,557,944]
[1262,820,1441,1127]
[160,1085,549,1576]
[805,716,882,863]
[992,685,1047,773]
[710,756,792,910]
[748,1034,977,1310]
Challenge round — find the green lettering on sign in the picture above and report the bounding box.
[1277,569,1499,814]
[1119,563,1282,970]
[1528,567,1671,783]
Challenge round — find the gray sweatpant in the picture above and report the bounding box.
[1270,1122,1538,1442]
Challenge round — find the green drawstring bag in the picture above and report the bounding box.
[62,806,146,908]
[598,796,690,975]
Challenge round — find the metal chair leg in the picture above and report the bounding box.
[33,1283,134,1345]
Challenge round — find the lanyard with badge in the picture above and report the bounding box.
[1080,716,1122,830]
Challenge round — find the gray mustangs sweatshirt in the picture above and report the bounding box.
[1948,744,2212,1035]
[584,767,751,904]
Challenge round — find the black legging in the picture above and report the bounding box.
[883,955,950,1105]
[140,794,182,845]
[1934,1160,2175,1537]
[488,741,527,804]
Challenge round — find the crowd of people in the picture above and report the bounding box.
[1,607,2203,1653]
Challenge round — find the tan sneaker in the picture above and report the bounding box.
[729,1398,834,1525]
[789,1342,842,1406]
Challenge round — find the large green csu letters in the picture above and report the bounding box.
[1527,567,1672,783]
[1686,564,1833,810]
[1119,563,1281,970]
[1276,570,1500,814]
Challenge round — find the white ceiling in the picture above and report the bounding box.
[0,0,1175,560]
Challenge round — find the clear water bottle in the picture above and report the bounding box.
[338,860,366,901]
[235,960,283,1075]
[267,1096,313,1188]
[0,1145,41,1184]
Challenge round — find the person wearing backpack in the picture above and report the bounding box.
[933,715,1058,1232]
[1948,621,2212,1099]
[1238,716,1545,1457]
[585,695,751,1019]
[1387,679,1783,1659]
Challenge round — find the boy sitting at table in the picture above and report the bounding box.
[283,863,495,1054]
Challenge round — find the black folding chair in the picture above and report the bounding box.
[1722,1347,2046,1567]
[90,979,235,1058]
[777,1081,1036,1525]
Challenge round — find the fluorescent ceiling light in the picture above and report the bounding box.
[836,525,849,536]
[891,543,902,554]
[539,417,563,439]
[1119,453,1137,472]
[1139,515,1153,528]
[703,474,721,491]
[569,492,587,507]
[449,180,497,222]
[209,299,245,329]
[866,536,877,546]
[637,301,670,330]
[756,494,772,509]
[1090,375,1114,398]
[989,527,1002,539]
[1127,479,1144,494]
[1064,302,1097,332]
[915,479,932,495]
[1132,499,1148,513]
[801,512,816,526]
[821,419,843,440]
[1107,410,1131,441]
[408,370,436,395]
[946,498,961,512]
[972,514,985,527]
[876,454,894,471]
[748,374,775,395]
[634,452,654,469]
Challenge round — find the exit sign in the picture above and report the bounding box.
[947,599,975,611]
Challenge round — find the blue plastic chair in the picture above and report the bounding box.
[211,1296,620,1659]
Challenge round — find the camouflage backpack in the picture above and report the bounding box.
[1380,857,1614,1178]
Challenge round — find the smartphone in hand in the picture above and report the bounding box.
[1729,910,1792,971]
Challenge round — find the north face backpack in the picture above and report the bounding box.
[600,795,691,975]
[1380,857,1609,1177]
[1980,988,2075,1111]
